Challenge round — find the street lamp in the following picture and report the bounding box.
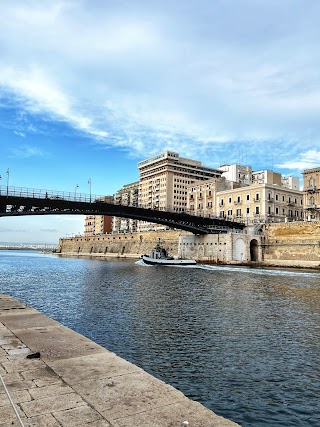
[88,178,92,203]
[74,184,79,200]
[6,168,9,196]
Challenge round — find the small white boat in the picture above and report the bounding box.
[142,240,197,266]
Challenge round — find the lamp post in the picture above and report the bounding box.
[74,184,79,200]
[6,169,9,196]
[88,178,92,203]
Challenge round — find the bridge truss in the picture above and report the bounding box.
[0,186,245,234]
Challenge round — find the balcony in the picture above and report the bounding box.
[253,198,260,202]
[305,186,317,193]
[305,204,319,210]
[234,201,242,205]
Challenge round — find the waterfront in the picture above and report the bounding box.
[0,250,319,426]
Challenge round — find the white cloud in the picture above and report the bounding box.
[0,0,320,172]
[277,150,320,170]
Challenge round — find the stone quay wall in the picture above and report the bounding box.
[57,222,320,268]
[57,230,188,259]
[262,221,320,268]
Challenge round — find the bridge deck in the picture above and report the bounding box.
[0,186,245,234]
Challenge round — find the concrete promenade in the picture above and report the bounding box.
[0,294,240,427]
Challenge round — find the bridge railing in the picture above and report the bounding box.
[0,186,105,203]
[0,185,246,224]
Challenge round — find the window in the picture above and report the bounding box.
[275,207,279,214]
[246,207,250,214]
[309,178,314,188]
[228,209,233,216]
[228,197,232,203]
[275,194,279,201]
[236,208,241,217]
[255,193,259,201]
[220,211,225,218]
[255,206,260,214]
[310,196,315,206]
[220,199,224,206]
[237,196,241,203]
[282,195,285,202]
[246,194,250,201]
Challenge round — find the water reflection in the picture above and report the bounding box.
[0,250,319,426]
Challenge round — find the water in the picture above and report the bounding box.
[0,250,319,426]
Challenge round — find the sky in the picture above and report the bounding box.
[1,0,320,243]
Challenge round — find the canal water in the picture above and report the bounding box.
[0,250,319,426]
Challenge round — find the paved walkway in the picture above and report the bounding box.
[0,294,240,427]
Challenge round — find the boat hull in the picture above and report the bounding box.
[142,255,196,266]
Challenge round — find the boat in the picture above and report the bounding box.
[142,239,197,266]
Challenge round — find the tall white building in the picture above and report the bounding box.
[281,175,300,190]
[219,164,252,186]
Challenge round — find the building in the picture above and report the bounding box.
[137,151,223,231]
[216,184,304,223]
[112,182,139,233]
[219,164,252,186]
[251,170,282,186]
[303,167,320,221]
[281,175,300,190]
[187,177,240,216]
[84,215,112,235]
[84,196,113,236]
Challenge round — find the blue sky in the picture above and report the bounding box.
[1,0,320,243]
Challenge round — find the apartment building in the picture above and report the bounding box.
[216,184,304,223]
[187,177,240,216]
[84,196,113,236]
[219,164,252,186]
[137,151,222,231]
[281,175,300,190]
[112,181,139,233]
[84,215,112,235]
[303,167,320,221]
[252,170,282,186]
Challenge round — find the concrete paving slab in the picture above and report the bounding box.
[20,366,60,381]
[1,358,45,374]
[20,392,86,417]
[0,313,60,330]
[50,352,141,383]
[12,325,106,360]
[113,398,239,427]
[72,371,186,421]
[29,382,73,400]
[0,388,31,405]
[53,404,108,426]
[25,413,62,427]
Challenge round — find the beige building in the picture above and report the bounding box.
[137,151,222,231]
[187,177,240,216]
[252,170,282,186]
[217,184,304,223]
[186,179,304,223]
[303,167,320,221]
[113,182,139,233]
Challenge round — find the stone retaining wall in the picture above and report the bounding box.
[262,221,320,268]
[57,230,188,259]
